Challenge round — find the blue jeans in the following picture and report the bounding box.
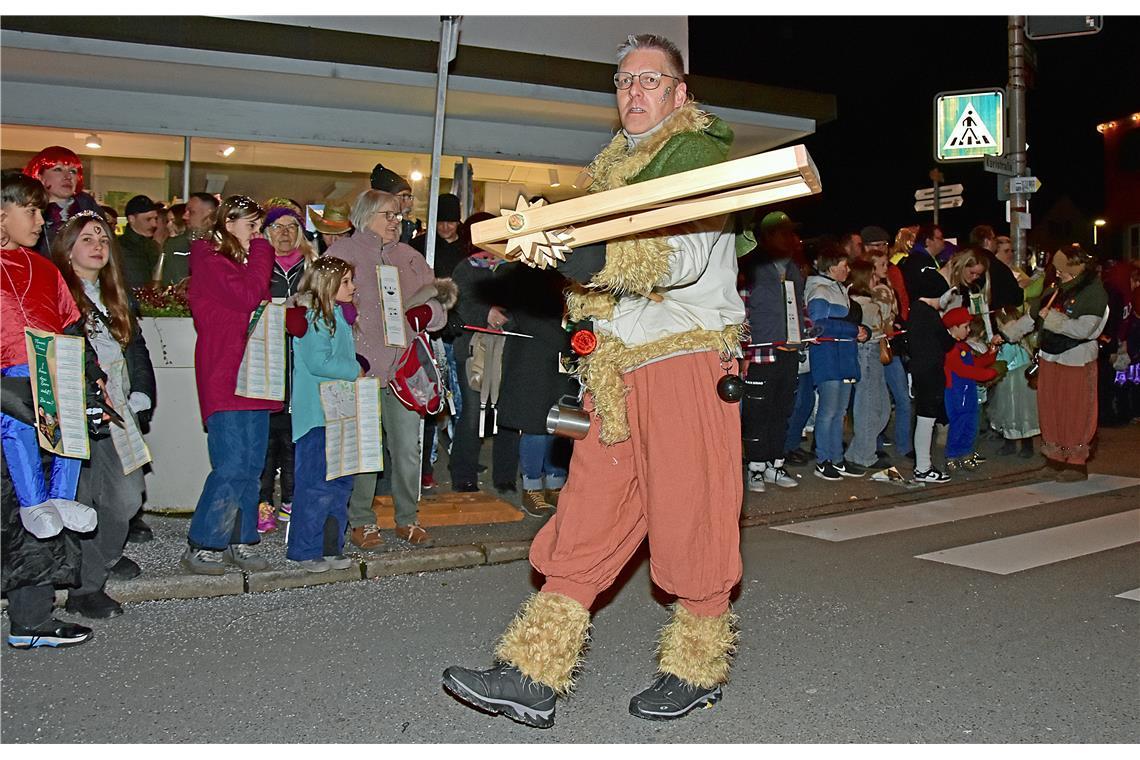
[944,380,979,459]
[815,380,853,464]
[188,410,269,550]
[784,371,816,454]
[287,427,353,561]
[518,433,570,490]
[879,356,914,455]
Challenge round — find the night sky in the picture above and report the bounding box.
[688,15,1140,243]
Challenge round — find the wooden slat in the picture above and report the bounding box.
[470,145,813,246]
[371,493,524,528]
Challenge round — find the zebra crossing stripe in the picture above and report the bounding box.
[915,509,1140,575]
[771,474,1140,542]
[1116,588,1140,602]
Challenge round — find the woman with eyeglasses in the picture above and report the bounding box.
[183,196,279,575]
[254,206,318,533]
[326,190,448,548]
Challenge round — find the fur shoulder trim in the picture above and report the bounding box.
[433,277,459,310]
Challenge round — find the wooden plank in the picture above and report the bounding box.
[470,145,815,246]
[371,493,525,528]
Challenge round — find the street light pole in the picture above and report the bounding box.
[1008,15,1029,270]
[1094,218,1107,247]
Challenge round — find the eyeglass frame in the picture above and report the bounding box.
[613,70,681,91]
[379,211,404,222]
[266,222,301,233]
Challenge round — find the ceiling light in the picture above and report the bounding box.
[409,169,424,182]
[84,133,102,149]
[218,145,236,158]
[548,169,561,188]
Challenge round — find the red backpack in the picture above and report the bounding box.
[388,332,445,415]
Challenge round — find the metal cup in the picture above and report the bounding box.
[546,395,590,440]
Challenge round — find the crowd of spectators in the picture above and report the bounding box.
[3,143,1139,649]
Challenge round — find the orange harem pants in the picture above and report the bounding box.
[529,350,744,618]
[1038,358,1098,465]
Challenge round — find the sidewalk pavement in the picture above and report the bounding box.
[10,430,1100,612]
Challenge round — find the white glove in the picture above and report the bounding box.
[46,498,98,533]
[128,392,152,413]
[20,502,64,539]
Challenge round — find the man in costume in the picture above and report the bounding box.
[442,33,753,727]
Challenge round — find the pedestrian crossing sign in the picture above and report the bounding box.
[935,89,1005,162]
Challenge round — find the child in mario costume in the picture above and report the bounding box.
[942,306,1004,470]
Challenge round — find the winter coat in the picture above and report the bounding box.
[187,237,282,424]
[489,262,576,435]
[324,229,445,385]
[118,226,161,289]
[743,254,805,346]
[805,274,860,383]
[291,304,360,442]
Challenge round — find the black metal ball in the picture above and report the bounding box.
[717,373,744,403]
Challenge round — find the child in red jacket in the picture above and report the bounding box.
[942,307,1004,470]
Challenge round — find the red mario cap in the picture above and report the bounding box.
[941,306,973,328]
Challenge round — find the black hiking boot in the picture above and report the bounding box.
[628,673,722,721]
[442,663,556,728]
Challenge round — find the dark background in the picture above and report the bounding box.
[688,15,1140,245]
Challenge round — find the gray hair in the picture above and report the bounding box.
[350,189,396,232]
[616,34,685,81]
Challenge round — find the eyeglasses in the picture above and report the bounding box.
[395,193,414,202]
[380,211,403,222]
[267,223,300,233]
[613,71,680,91]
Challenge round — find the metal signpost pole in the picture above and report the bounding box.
[426,15,461,272]
[1008,15,1029,269]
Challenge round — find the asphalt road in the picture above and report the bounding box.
[2,479,1137,744]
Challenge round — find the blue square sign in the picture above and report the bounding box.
[935,89,1005,162]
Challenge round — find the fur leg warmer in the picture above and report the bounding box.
[656,603,738,689]
[494,592,591,694]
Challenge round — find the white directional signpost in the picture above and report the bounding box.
[1008,176,1042,194]
[914,172,963,223]
[934,89,1005,162]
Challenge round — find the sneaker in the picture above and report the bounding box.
[872,452,892,468]
[8,619,93,649]
[350,524,384,550]
[1018,439,1036,458]
[442,663,556,729]
[784,448,811,466]
[393,523,433,547]
[277,502,292,523]
[422,473,435,490]
[761,464,799,488]
[814,461,842,481]
[1054,462,1088,482]
[181,547,227,575]
[322,555,355,571]
[453,480,479,493]
[543,487,562,509]
[495,481,517,494]
[296,558,330,573]
[521,489,554,517]
[945,458,960,472]
[107,556,141,581]
[628,673,722,721]
[961,455,979,471]
[746,463,767,493]
[224,544,269,572]
[64,589,123,619]
[967,451,987,464]
[834,460,866,477]
[913,468,951,483]
[257,501,277,534]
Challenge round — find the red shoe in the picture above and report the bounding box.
[422,473,435,490]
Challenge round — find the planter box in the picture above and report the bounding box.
[140,317,207,512]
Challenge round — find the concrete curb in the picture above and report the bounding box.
[3,463,1048,612]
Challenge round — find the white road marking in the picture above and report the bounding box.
[915,510,1140,575]
[1115,588,1140,602]
[771,475,1140,542]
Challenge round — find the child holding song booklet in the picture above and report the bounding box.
[286,256,362,573]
